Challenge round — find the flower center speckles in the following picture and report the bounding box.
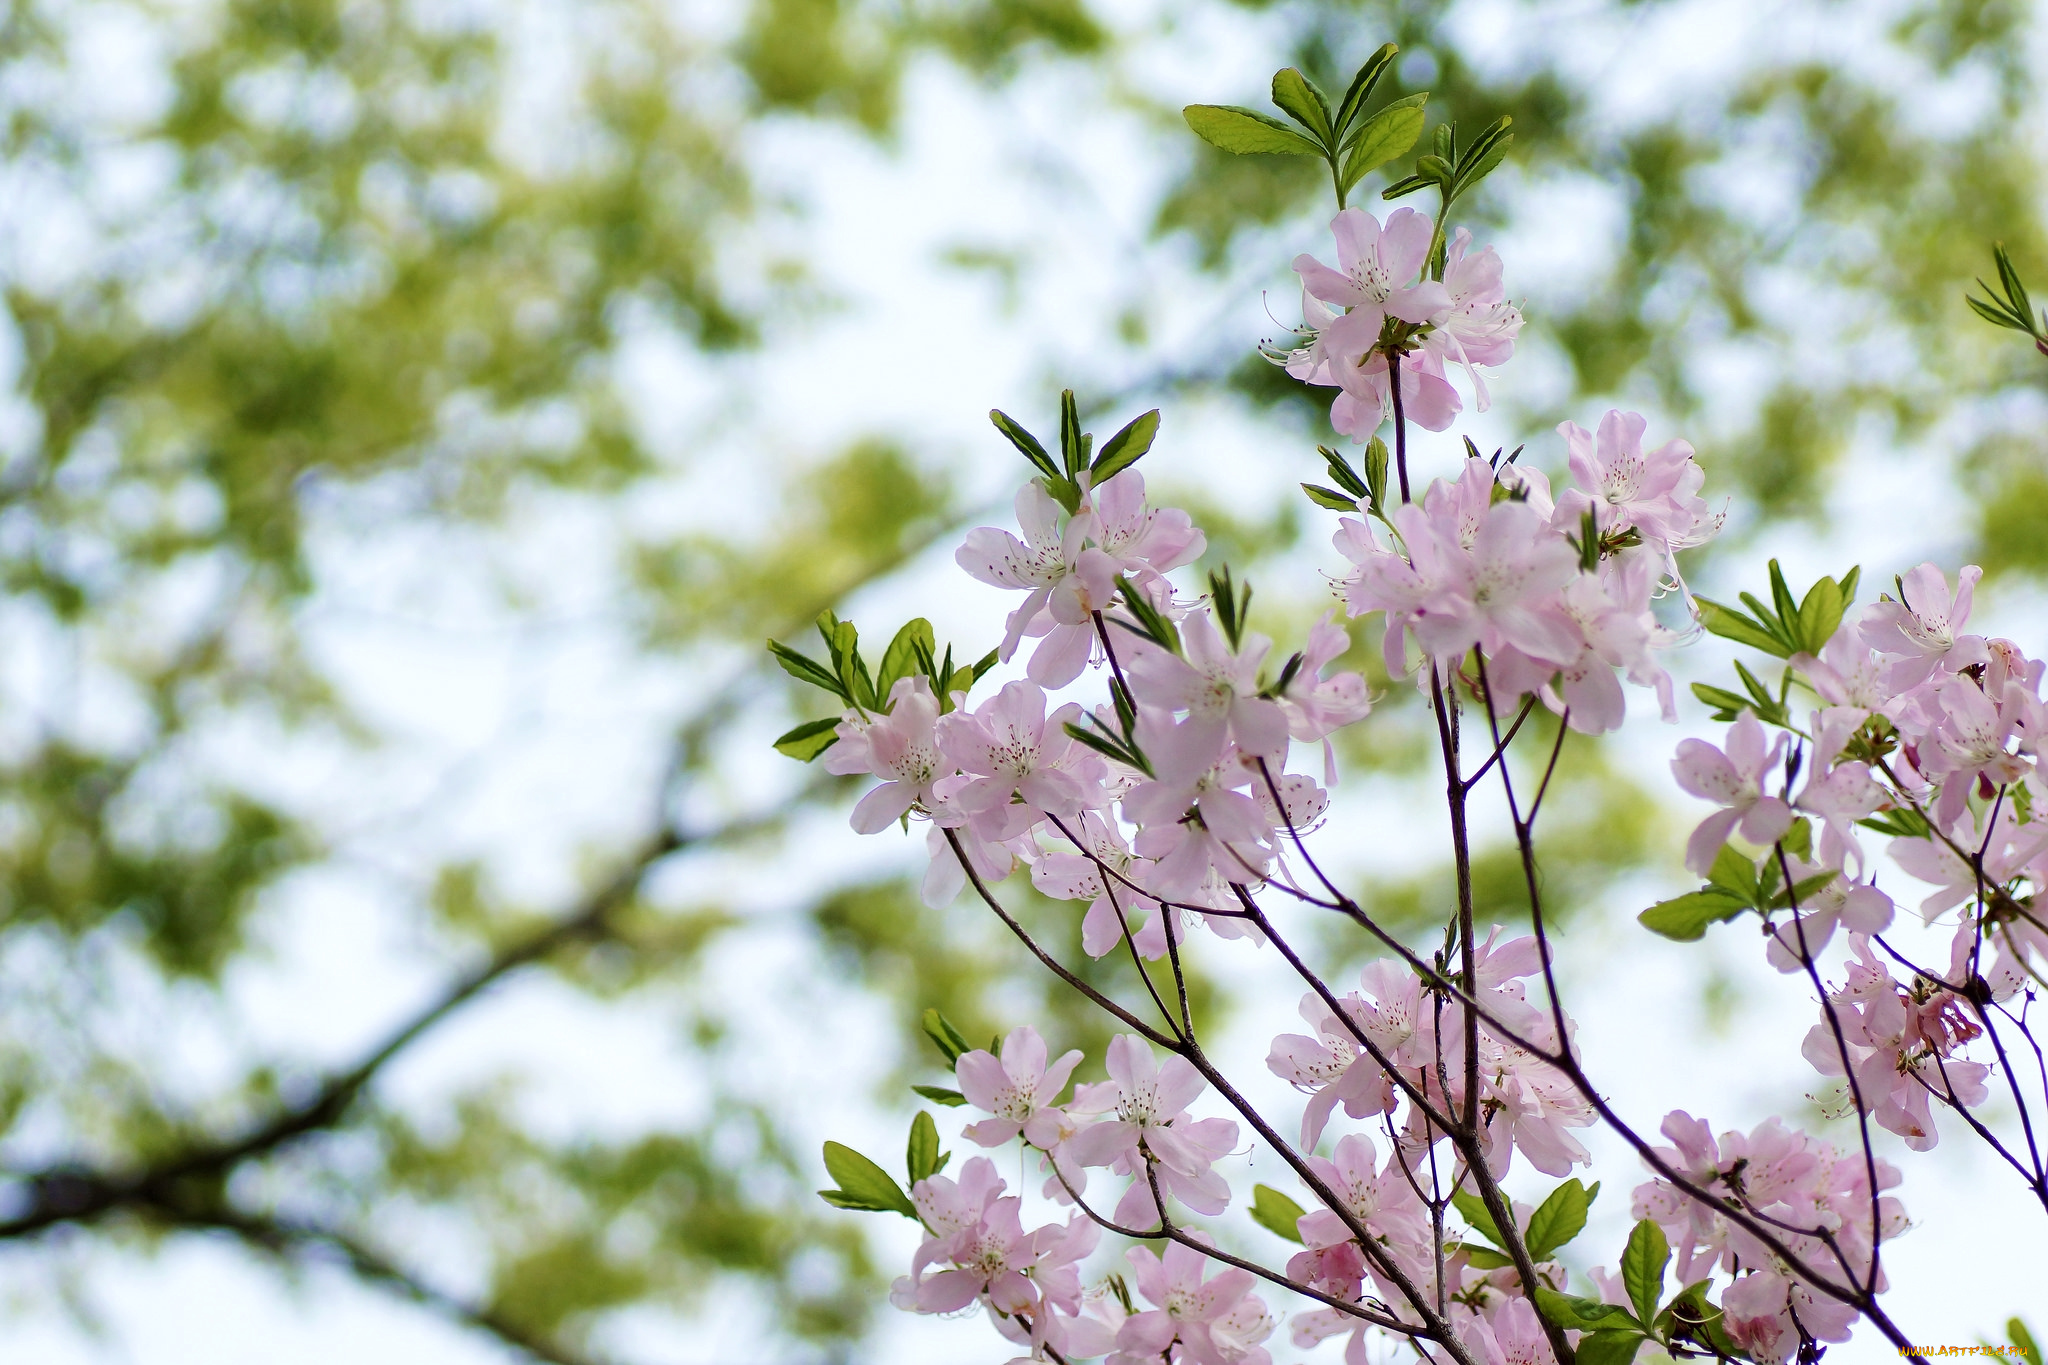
[1604,455,1645,504]
[992,1083,1032,1121]
[1117,1084,1159,1126]
[1350,257,1394,302]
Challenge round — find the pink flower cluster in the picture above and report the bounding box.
[1631,1111,1907,1365]
[1338,427,1716,733]
[1283,208,1523,436]
[1672,561,2048,1150]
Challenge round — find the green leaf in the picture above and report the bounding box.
[1859,806,1932,839]
[877,618,935,700]
[1533,1286,1639,1332]
[911,1084,968,1106]
[772,717,841,761]
[1381,172,1434,200]
[1462,1245,1513,1270]
[819,1141,917,1219]
[1696,596,1792,657]
[1575,1331,1648,1365]
[1249,1184,1307,1243]
[1363,437,1390,515]
[1691,681,1754,721]
[1339,93,1427,196]
[1269,67,1332,145]
[1059,389,1084,478]
[2010,1317,2043,1365]
[1638,889,1749,941]
[1316,444,1369,497]
[1707,842,1762,903]
[1449,115,1512,195]
[1182,104,1323,156]
[1302,482,1361,512]
[1621,1218,1670,1327]
[768,640,850,702]
[1451,1189,1505,1247]
[1333,43,1399,135]
[907,1111,945,1184]
[921,1008,973,1064]
[1794,571,1855,655]
[1525,1178,1597,1260]
[989,408,1061,481]
[1093,408,1160,482]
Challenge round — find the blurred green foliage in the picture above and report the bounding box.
[1,0,2045,1358]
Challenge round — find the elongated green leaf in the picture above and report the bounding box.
[1639,890,1749,941]
[1302,483,1360,512]
[819,1141,917,1219]
[768,641,850,701]
[2009,1317,2042,1365]
[911,1084,968,1106]
[908,1111,944,1184]
[1462,1245,1513,1270]
[1525,1178,1597,1260]
[1695,596,1791,657]
[1576,1331,1648,1365]
[1381,172,1434,200]
[1093,409,1160,482]
[773,717,841,761]
[1249,1184,1307,1243]
[922,1007,973,1063]
[1340,94,1426,196]
[1333,42,1399,135]
[1058,389,1084,478]
[1534,1286,1639,1332]
[1183,104,1323,156]
[989,408,1061,480]
[1270,68,1332,145]
[877,618,935,701]
[1317,444,1368,497]
[1622,1219,1670,1327]
[1451,1190,1505,1247]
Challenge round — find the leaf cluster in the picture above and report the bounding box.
[1693,561,1859,724]
[769,612,997,759]
[1301,438,1391,521]
[1967,243,2048,353]
[1639,826,1831,942]
[1182,46,1427,208]
[1534,1220,1742,1363]
[990,390,1160,514]
[1451,1177,1597,1271]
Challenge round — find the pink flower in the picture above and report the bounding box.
[1122,726,1274,901]
[1030,812,1167,959]
[1068,1034,1239,1227]
[1859,561,1989,691]
[1458,1295,1557,1365]
[1763,864,1893,972]
[1915,674,2032,829]
[1295,1132,1431,1255]
[1088,469,1206,580]
[957,1025,1085,1148]
[836,676,949,834]
[1124,611,1292,762]
[1114,1241,1272,1365]
[1292,207,1450,346]
[1405,497,1582,668]
[936,680,1106,837]
[1276,613,1372,764]
[1721,1269,1858,1365]
[1802,935,1990,1151]
[1416,228,1523,412]
[1790,622,1894,713]
[1888,804,2048,919]
[1555,410,1713,554]
[1670,712,1794,875]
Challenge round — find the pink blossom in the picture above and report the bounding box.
[1405,497,1582,668]
[834,676,949,834]
[1791,622,1893,713]
[1087,469,1207,580]
[1802,935,1990,1150]
[1859,562,1989,691]
[936,680,1105,837]
[1416,228,1524,413]
[1555,410,1713,554]
[1030,812,1167,959]
[1458,1295,1557,1365]
[1670,711,1794,875]
[1123,726,1274,901]
[957,1025,1085,1148]
[1292,207,1450,348]
[1763,864,1893,972]
[957,481,1103,684]
[1124,611,1291,763]
[1721,1269,1858,1365]
[1113,1241,1273,1365]
[1068,1034,1239,1227]
[1276,613,1372,775]
[1915,674,2032,828]
[1888,804,2048,919]
[1295,1132,1431,1255]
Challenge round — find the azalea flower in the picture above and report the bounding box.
[1113,1240,1272,1365]
[1670,711,1793,875]
[957,1025,1086,1148]
[1068,1034,1239,1227]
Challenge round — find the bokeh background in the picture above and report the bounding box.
[1,0,2044,1360]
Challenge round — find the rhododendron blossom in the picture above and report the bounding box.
[783,62,2048,1365]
